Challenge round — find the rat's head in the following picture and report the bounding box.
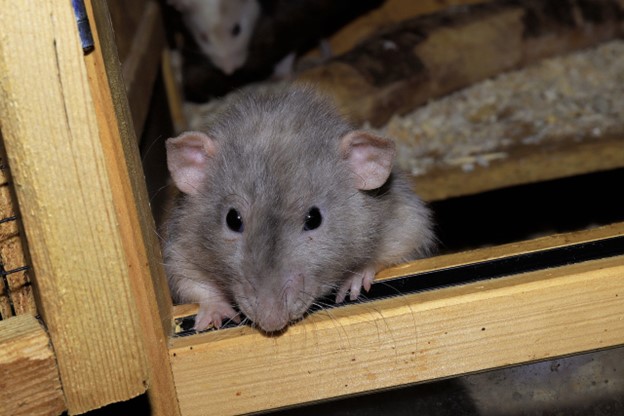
[166,88,396,333]
[169,0,260,74]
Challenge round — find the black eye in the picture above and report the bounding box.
[226,208,244,232]
[231,23,241,37]
[303,207,322,231]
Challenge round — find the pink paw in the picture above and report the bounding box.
[335,266,375,303]
[194,302,240,331]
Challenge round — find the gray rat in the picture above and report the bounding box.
[163,85,435,333]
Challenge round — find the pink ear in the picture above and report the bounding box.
[166,131,218,195]
[340,131,396,190]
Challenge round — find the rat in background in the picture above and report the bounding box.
[163,85,435,333]
[167,0,260,75]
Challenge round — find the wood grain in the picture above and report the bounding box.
[84,1,181,415]
[170,255,624,415]
[0,315,66,416]
[0,2,148,413]
[378,222,624,279]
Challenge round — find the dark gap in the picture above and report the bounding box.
[430,167,624,253]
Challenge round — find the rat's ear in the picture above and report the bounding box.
[166,131,218,195]
[340,130,396,190]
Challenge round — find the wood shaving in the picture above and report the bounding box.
[370,40,624,176]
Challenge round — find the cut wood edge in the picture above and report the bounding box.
[0,315,66,416]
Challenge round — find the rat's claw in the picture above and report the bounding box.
[335,284,349,304]
[194,302,239,331]
[335,266,376,303]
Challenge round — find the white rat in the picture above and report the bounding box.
[168,0,260,74]
[163,85,435,333]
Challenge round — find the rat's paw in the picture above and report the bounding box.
[335,266,376,303]
[194,302,240,331]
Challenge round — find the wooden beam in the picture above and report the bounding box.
[0,2,148,413]
[169,230,624,414]
[83,1,181,415]
[0,314,66,416]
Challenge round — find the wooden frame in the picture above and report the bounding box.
[0,2,622,415]
[169,224,624,415]
[0,1,179,414]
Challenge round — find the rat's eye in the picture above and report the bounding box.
[226,208,244,232]
[231,23,241,37]
[303,207,322,231]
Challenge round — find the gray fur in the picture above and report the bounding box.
[163,85,435,332]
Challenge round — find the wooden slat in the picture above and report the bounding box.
[378,221,624,279]
[0,315,66,416]
[170,255,624,415]
[414,135,624,202]
[0,2,148,413]
[118,0,166,138]
[84,1,181,415]
[162,48,188,133]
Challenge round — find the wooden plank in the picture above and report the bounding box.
[118,0,166,138]
[413,131,624,202]
[378,222,624,279]
[84,2,181,415]
[170,255,624,415]
[0,315,66,416]
[106,0,148,63]
[0,2,148,413]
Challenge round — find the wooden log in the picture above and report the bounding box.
[0,314,66,416]
[298,0,624,127]
[0,2,148,413]
[84,1,181,415]
[303,0,488,59]
[169,224,624,415]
